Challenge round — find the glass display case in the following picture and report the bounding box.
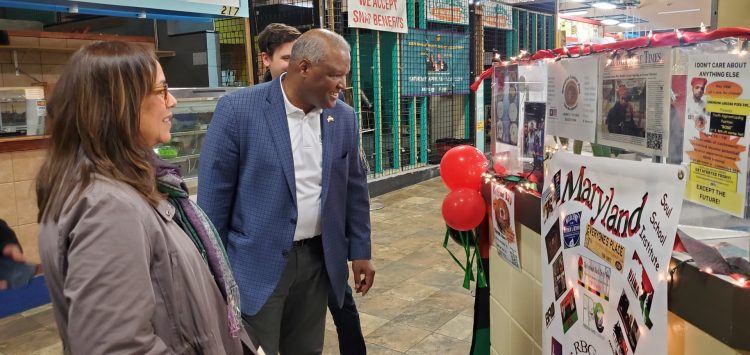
[0,87,46,137]
[155,87,242,180]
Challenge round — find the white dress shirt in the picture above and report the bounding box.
[280,74,324,241]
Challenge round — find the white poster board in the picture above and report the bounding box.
[542,152,686,355]
[546,57,599,142]
[596,47,672,155]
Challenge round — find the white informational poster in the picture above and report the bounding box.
[347,0,408,33]
[491,181,519,269]
[546,56,599,142]
[491,63,523,174]
[541,152,686,355]
[494,64,520,147]
[596,47,672,155]
[682,53,750,218]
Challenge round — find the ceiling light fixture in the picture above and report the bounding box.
[561,10,588,16]
[601,18,620,26]
[657,8,700,15]
[618,22,635,28]
[592,1,617,10]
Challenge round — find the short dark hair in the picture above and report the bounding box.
[258,23,301,57]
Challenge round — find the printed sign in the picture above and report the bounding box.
[683,53,750,217]
[347,0,408,33]
[597,47,672,155]
[492,182,520,268]
[546,57,599,142]
[493,64,521,146]
[542,152,685,355]
[577,255,611,301]
[482,0,512,29]
[401,29,470,96]
[425,0,468,25]
[563,212,582,248]
[76,0,248,17]
[584,224,625,272]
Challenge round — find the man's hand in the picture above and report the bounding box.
[2,244,25,263]
[351,260,375,296]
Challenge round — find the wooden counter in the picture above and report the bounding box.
[0,136,49,154]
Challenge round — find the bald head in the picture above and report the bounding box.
[290,29,351,65]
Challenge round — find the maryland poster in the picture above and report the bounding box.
[541,152,686,355]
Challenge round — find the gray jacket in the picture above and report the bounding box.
[39,177,253,354]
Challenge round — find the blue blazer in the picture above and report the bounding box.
[197,77,371,316]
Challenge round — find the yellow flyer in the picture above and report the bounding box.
[682,54,750,217]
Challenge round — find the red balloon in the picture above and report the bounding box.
[442,188,487,231]
[440,145,488,191]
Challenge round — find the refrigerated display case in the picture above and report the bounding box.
[156,87,242,182]
[0,87,46,137]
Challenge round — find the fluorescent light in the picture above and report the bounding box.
[618,22,635,28]
[592,1,617,10]
[657,8,700,15]
[601,19,620,25]
[561,10,588,16]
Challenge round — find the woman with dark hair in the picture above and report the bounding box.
[36,41,254,354]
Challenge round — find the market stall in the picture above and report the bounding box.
[451,27,750,354]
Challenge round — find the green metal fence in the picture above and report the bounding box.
[247,0,555,177]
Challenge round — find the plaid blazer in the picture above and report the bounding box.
[197,77,371,315]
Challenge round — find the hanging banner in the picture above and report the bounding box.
[492,182,520,269]
[541,152,686,355]
[493,64,520,146]
[425,0,469,25]
[546,57,599,142]
[682,53,750,218]
[401,29,470,96]
[74,0,248,17]
[347,0,407,33]
[482,1,512,29]
[596,47,671,155]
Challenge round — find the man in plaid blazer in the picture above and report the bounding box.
[198,29,374,354]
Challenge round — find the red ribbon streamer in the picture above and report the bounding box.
[471,27,750,92]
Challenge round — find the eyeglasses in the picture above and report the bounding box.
[152,82,169,105]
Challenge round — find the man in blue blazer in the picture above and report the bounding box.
[198,29,375,354]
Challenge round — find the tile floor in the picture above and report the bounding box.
[0,177,476,355]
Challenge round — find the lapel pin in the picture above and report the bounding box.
[327,116,334,123]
